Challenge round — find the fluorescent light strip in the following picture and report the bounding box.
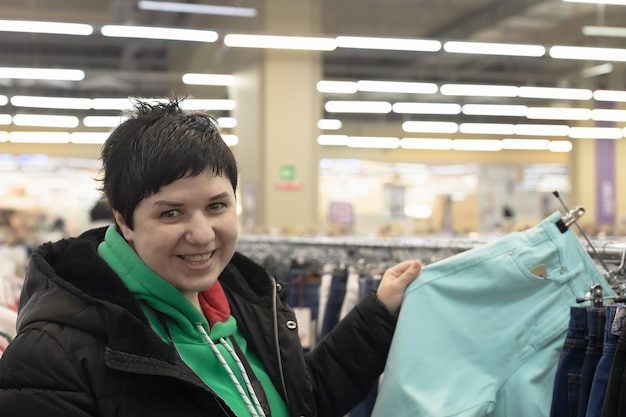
[11,95,92,110]
[182,73,235,85]
[400,138,453,150]
[335,36,441,52]
[549,141,573,152]
[452,139,503,151]
[583,26,626,37]
[317,81,358,94]
[179,99,236,111]
[0,131,7,142]
[459,123,516,135]
[317,119,342,130]
[346,136,400,149]
[518,86,593,100]
[550,45,626,62]
[91,97,166,110]
[83,116,129,128]
[0,114,11,125]
[138,1,257,17]
[526,107,591,120]
[594,90,626,102]
[440,84,518,97]
[217,117,237,128]
[12,114,79,128]
[581,63,614,78]
[502,139,550,150]
[0,67,84,81]
[443,41,545,57]
[325,101,391,113]
[568,127,623,139]
[221,134,239,146]
[0,19,93,35]
[462,104,528,117]
[317,135,348,146]
[592,109,626,122]
[70,132,110,144]
[8,131,71,144]
[101,25,218,42]
[515,124,570,136]
[402,121,459,134]
[356,80,438,94]
[393,102,460,115]
[0,95,6,106]
[563,0,626,5]
[224,34,336,51]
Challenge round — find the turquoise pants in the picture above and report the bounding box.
[372,211,614,417]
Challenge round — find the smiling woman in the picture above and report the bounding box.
[0,98,422,417]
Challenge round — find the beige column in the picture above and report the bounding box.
[230,0,323,234]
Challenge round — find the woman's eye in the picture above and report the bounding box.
[209,202,226,211]
[160,209,180,218]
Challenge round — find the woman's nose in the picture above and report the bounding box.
[186,213,216,244]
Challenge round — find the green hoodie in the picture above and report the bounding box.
[98,226,289,417]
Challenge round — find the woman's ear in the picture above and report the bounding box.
[113,210,133,242]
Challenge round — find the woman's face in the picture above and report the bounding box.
[114,171,239,305]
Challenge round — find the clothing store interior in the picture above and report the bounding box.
[2,0,626,415]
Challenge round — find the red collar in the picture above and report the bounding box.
[198,281,231,328]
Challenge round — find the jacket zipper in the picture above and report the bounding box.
[270,276,289,405]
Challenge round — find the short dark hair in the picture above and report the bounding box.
[100,98,238,229]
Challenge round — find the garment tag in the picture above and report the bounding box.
[612,304,626,336]
[293,307,314,349]
[529,263,548,278]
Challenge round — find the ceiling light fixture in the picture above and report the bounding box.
[217,117,237,128]
[594,90,626,102]
[0,67,84,81]
[0,96,7,106]
[443,41,545,57]
[549,45,626,62]
[563,0,626,5]
[101,25,218,42]
[12,114,79,128]
[224,34,336,51]
[591,109,626,122]
[568,127,623,139]
[179,99,236,111]
[138,1,257,17]
[0,19,93,35]
[548,141,573,152]
[8,131,71,144]
[400,138,453,150]
[182,73,235,85]
[335,36,441,51]
[221,134,239,146]
[514,124,570,136]
[461,104,528,117]
[317,119,343,130]
[357,80,438,94]
[325,101,392,113]
[501,139,551,150]
[317,135,348,146]
[0,114,11,125]
[518,86,593,100]
[82,116,128,128]
[346,136,400,149]
[317,81,358,94]
[459,123,516,135]
[393,102,461,115]
[440,84,518,97]
[10,95,92,110]
[583,26,626,38]
[526,107,591,120]
[402,121,459,134]
[451,139,503,151]
[70,132,110,144]
[581,63,614,78]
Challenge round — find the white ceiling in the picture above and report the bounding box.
[1,0,626,128]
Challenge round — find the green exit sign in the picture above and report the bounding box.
[279,164,297,181]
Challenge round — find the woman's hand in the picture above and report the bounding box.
[376,260,422,315]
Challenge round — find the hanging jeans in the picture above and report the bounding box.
[586,304,619,417]
[577,308,606,417]
[550,306,589,417]
[600,305,626,417]
[372,211,614,417]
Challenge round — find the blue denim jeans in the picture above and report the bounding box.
[550,306,588,417]
[577,308,606,417]
[586,305,618,417]
[372,211,614,417]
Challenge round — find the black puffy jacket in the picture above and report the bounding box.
[0,227,397,416]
